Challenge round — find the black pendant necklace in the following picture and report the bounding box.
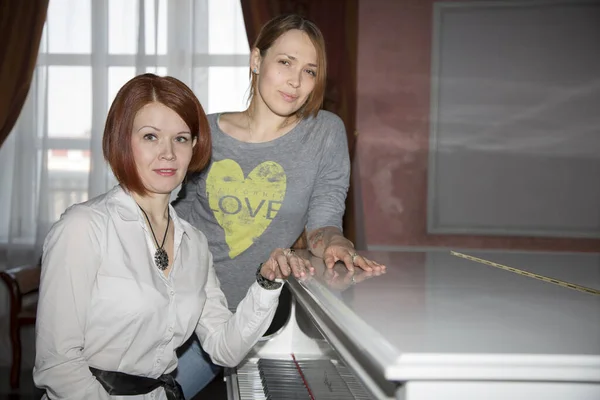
[138,205,170,270]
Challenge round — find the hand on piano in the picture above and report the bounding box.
[260,248,316,281]
[323,240,387,272]
[307,228,385,272]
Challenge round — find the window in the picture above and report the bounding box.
[0,0,250,245]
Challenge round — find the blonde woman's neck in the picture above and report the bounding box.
[244,102,300,142]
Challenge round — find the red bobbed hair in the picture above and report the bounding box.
[102,73,211,195]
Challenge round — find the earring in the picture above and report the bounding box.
[253,68,258,74]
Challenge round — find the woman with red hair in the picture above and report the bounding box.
[33,73,307,399]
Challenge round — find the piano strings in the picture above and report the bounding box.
[236,354,375,399]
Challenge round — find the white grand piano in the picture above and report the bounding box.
[225,250,600,399]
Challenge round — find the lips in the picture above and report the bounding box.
[154,169,177,177]
[279,91,298,102]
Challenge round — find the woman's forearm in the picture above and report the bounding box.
[196,269,281,368]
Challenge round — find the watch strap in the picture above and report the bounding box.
[256,263,283,290]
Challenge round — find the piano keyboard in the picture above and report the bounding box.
[236,356,375,399]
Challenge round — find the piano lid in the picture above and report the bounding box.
[289,250,600,384]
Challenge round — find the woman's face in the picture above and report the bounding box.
[252,29,318,117]
[130,102,196,195]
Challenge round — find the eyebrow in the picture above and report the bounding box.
[278,53,318,68]
[137,125,161,132]
[137,125,191,135]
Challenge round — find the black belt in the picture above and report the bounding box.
[89,366,184,400]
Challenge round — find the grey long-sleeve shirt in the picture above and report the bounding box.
[174,110,350,308]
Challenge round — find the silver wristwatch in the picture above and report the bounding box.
[256,263,282,290]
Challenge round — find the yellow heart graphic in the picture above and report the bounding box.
[206,159,287,258]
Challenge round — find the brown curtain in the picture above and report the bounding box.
[240,0,359,245]
[0,0,49,148]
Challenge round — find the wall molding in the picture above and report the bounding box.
[427,0,600,239]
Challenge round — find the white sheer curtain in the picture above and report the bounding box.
[0,0,251,266]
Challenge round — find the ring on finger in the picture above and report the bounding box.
[283,248,295,257]
[350,252,358,264]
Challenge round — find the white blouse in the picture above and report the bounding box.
[33,185,281,399]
